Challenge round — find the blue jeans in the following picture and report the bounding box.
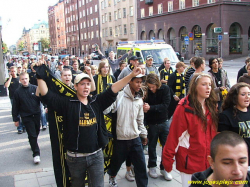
[108,137,148,187]
[10,99,24,131]
[66,150,104,187]
[40,103,47,128]
[147,120,170,170]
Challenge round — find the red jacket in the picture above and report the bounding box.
[162,96,217,174]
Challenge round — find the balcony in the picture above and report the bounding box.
[145,0,153,4]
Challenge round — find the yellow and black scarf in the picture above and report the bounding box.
[161,68,173,81]
[175,72,185,97]
[97,74,113,94]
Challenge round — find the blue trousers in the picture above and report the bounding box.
[147,120,170,170]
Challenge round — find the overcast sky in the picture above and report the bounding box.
[0,0,59,47]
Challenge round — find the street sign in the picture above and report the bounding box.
[214,27,222,33]
[33,43,39,51]
[218,35,223,41]
[188,32,194,41]
[184,36,189,45]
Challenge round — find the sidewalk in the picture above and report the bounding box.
[14,155,182,187]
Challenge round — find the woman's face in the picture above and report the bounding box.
[237,87,250,110]
[196,76,212,100]
[101,63,109,75]
[91,68,97,76]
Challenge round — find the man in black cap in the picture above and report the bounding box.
[54,61,64,80]
[118,56,139,80]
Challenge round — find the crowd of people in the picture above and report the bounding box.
[4,51,250,187]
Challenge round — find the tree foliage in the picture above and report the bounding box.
[18,41,24,51]
[39,38,50,53]
[2,41,8,53]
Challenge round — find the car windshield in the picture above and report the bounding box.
[141,48,179,65]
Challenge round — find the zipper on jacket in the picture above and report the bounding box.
[76,102,81,151]
[185,155,188,169]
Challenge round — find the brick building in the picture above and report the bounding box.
[138,0,250,60]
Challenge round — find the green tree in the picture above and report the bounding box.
[18,41,24,51]
[39,38,50,53]
[2,41,8,54]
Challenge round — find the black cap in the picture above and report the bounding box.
[58,61,63,65]
[129,56,139,62]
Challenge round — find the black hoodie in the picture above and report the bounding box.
[191,167,250,187]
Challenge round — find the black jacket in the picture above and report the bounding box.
[42,87,117,152]
[12,84,40,122]
[191,167,250,187]
[237,65,247,81]
[144,84,171,124]
[113,69,122,80]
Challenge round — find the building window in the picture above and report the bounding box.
[109,27,113,36]
[91,19,93,26]
[109,12,112,22]
[141,9,145,18]
[149,6,153,16]
[115,26,118,35]
[80,23,83,29]
[124,24,127,35]
[158,4,163,14]
[82,0,85,5]
[192,0,199,7]
[206,24,218,54]
[104,0,108,7]
[180,0,185,9]
[168,1,173,12]
[123,8,126,18]
[105,28,108,37]
[79,1,81,7]
[130,23,134,34]
[102,29,104,37]
[96,18,98,25]
[91,31,94,39]
[101,1,104,9]
[90,7,92,14]
[114,11,118,20]
[114,0,117,5]
[105,13,108,22]
[96,30,99,38]
[102,15,105,23]
[232,0,241,1]
[229,22,242,54]
[118,9,121,18]
[87,8,89,15]
[84,22,86,28]
[207,0,215,3]
[129,6,133,16]
[119,25,122,35]
[95,4,98,12]
[83,10,85,16]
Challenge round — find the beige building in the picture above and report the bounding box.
[29,21,50,54]
[99,0,137,53]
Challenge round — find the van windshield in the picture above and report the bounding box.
[141,48,179,65]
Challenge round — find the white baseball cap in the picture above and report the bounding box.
[74,73,92,84]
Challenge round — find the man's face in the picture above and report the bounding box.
[164,60,171,69]
[74,79,91,98]
[10,68,17,77]
[208,143,248,187]
[146,58,153,67]
[147,83,157,93]
[73,62,78,70]
[65,60,70,66]
[20,74,29,87]
[129,78,143,93]
[138,64,146,75]
[109,52,115,59]
[61,70,72,86]
[211,59,218,70]
[201,60,206,71]
[130,60,139,67]
[218,61,223,69]
[120,64,127,71]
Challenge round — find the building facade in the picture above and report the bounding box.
[138,0,250,60]
[48,0,67,55]
[64,0,101,56]
[99,0,137,53]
